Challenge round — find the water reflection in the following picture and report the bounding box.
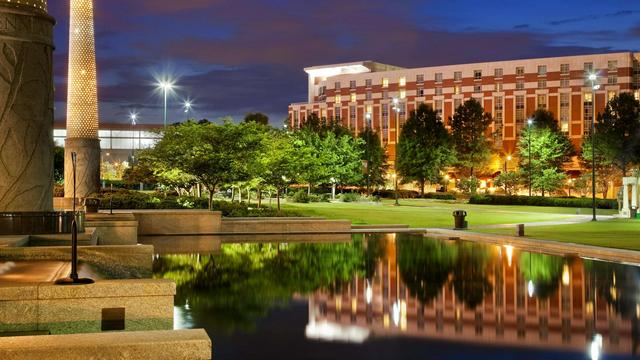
[154,234,640,358]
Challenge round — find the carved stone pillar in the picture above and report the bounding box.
[632,182,638,210]
[0,1,55,212]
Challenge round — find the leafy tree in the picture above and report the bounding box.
[529,108,561,132]
[359,127,388,194]
[532,168,566,196]
[451,242,492,309]
[593,93,640,176]
[457,176,480,194]
[244,112,269,126]
[122,155,158,185]
[581,135,620,198]
[53,146,64,184]
[397,104,456,195]
[148,120,264,209]
[494,171,520,195]
[519,252,562,299]
[450,99,493,177]
[258,129,297,211]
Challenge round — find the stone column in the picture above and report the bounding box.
[622,183,630,213]
[65,0,100,199]
[633,182,638,210]
[0,1,55,212]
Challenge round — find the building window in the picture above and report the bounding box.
[608,60,618,72]
[399,90,406,99]
[515,95,525,126]
[608,75,617,85]
[349,105,356,129]
[365,79,372,87]
[454,98,462,111]
[537,94,547,109]
[349,80,356,89]
[516,66,525,76]
[435,86,443,96]
[435,73,443,83]
[334,107,341,121]
[365,105,373,127]
[494,96,503,123]
[608,90,617,102]
[538,80,546,89]
[435,100,443,121]
[416,74,424,83]
[474,70,482,80]
[399,77,406,87]
[382,78,389,88]
[454,71,462,82]
[474,84,482,93]
[417,88,424,97]
[495,68,503,78]
[366,91,372,101]
[454,85,462,95]
[560,64,570,74]
[350,93,357,103]
[560,93,570,133]
[516,80,525,90]
[584,62,594,73]
[335,82,341,90]
[382,90,389,99]
[495,82,503,92]
[561,79,570,88]
[537,65,547,76]
[335,94,341,103]
[584,92,593,134]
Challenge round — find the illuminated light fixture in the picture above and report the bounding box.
[588,73,597,82]
[183,100,192,113]
[562,264,570,286]
[156,78,176,128]
[392,301,400,327]
[365,281,373,305]
[527,118,533,126]
[129,112,138,126]
[504,245,514,267]
[590,334,603,360]
[527,280,535,298]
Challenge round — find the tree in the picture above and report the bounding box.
[494,171,520,195]
[244,112,269,126]
[517,121,573,196]
[450,99,493,177]
[593,93,640,176]
[397,104,456,195]
[581,135,620,198]
[529,108,561,132]
[359,127,388,194]
[53,146,64,184]
[147,120,264,209]
[532,168,566,196]
[258,130,297,211]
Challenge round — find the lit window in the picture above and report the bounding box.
[516,67,524,76]
[435,73,443,83]
[608,90,617,101]
[382,78,389,88]
[608,75,617,85]
[454,71,462,81]
[399,90,406,99]
[537,94,547,109]
[516,80,524,90]
[416,74,424,83]
[495,68,503,78]
[334,107,341,120]
[399,77,406,87]
[608,60,618,71]
[515,95,525,125]
[560,93,570,133]
[349,105,356,129]
[350,93,357,103]
[495,82,503,92]
[584,92,594,134]
[435,100,443,121]
[454,85,462,95]
[538,80,546,89]
[474,70,482,80]
[537,65,547,76]
[584,93,593,102]
[635,90,640,101]
[335,95,342,103]
[560,64,570,74]
[584,62,594,73]
[494,96,503,123]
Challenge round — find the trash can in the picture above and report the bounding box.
[84,198,100,213]
[631,207,638,219]
[453,210,467,229]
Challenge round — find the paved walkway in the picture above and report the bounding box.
[470,214,615,229]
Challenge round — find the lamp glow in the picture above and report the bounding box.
[588,73,597,81]
[562,264,570,286]
[527,280,535,297]
[365,281,373,305]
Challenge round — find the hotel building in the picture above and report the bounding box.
[289,52,640,170]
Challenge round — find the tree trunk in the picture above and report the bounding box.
[420,180,425,196]
[257,188,262,209]
[231,187,235,202]
[197,183,202,198]
[207,187,214,210]
[307,184,311,196]
[239,187,242,203]
[276,188,281,211]
[246,187,251,205]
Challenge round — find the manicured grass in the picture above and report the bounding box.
[477,219,640,251]
[282,199,616,229]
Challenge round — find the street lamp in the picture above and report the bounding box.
[588,73,599,222]
[527,118,533,196]
[157,80,175,128]
[504,155,512,173]
[183,99,193,119]
[392,98,401,203]
[392,173,399,206]
[129,112,138,163]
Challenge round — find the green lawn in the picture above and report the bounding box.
[283,199,616,228]
[477,219,640,251]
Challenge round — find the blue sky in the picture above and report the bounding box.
[49,0,640,126]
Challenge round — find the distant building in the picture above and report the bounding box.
[54,122,163,164]
[289,52,640,173]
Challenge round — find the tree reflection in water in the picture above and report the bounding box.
[518,252,563,299]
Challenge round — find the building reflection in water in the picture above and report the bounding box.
[308,234,640,358]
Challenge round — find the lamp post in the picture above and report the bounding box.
[504,155,512,173]
[158,80,174,128]
[588,73,599,222]
[392,98,400,205]
[129,112,137,163]
[527,118,533,196]
[392,173,399,206]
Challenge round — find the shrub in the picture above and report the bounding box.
[339,192,361,202]
[469,194,617,209]
[289,190,311,203]
[372,189,420,199]
[421,192,457,200]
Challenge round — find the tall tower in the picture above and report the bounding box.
[65,0,100,199]
[0,0,55,212]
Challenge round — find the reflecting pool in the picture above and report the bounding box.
[153,234,640,359]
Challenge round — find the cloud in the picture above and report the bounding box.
[513,24,530,29]
[547,10,640,26]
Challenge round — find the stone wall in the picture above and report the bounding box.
[0,3,55,212]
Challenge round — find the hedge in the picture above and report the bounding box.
[469,194,618,209]
[91,190,302,217]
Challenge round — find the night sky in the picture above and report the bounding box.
[49,0,640,127]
